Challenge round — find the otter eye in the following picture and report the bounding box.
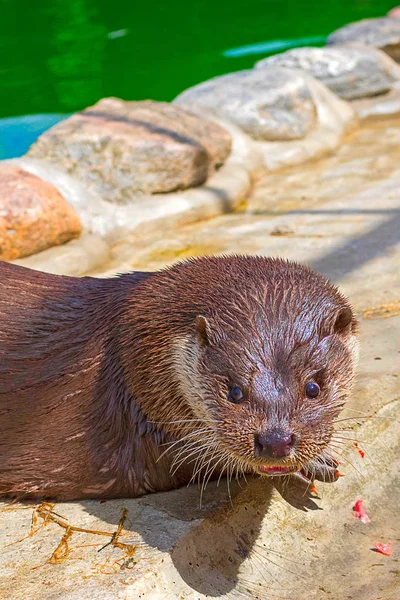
[228,386,244,404]
[305,382,320,399]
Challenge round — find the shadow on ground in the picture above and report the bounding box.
[72,474,320,597]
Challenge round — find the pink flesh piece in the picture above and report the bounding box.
[353,499,371,524]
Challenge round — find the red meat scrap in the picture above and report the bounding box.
[373,542,392,556]
[353,499,371,524]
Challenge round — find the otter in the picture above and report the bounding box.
[0,256,358,501]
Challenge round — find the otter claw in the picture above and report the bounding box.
[299,456,341,485]
[292,470,314,487]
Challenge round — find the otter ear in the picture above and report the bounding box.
[333,306,356,336]
[195,315,218,346]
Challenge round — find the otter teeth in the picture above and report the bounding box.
[257,465,298,476]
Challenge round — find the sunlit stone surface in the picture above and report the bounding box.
[256,45,400,100]
[2,115,399,600]
[27,98,232,202]
[327,17,400,62]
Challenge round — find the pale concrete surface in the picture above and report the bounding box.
[1,116,400,600]
[352,84,400,119]
[13,233,110,276]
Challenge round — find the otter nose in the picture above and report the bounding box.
[254,430,294,459]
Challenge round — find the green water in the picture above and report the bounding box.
[0,0,396,118]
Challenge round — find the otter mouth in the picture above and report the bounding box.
[257,465,298,476]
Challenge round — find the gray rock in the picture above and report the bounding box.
[255,45,400,100]
[27,98,232,204]
[327,17,400,62]
[174,68,317,141]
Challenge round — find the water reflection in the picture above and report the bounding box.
[223,35,326,58]
[45,0,107,112]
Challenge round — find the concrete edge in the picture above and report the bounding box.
[6,160,250,276]
[13,233,111,276]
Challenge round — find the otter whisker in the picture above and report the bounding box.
[333,415,393,424]
[201,448,232,497]
[325,447,366,480]
[199,445,225,503]
[240,460,248,484]
[149,418,221,426]
[189,439,220,486]
[226,456,237,505]
[168,432,213,459]
[216,460,229,488]
[310,456,335,483]
[159,426,214,449]
[234,458,248,486]
[170,440,216,476]
[260,545,305,565]
[329,440,355,450]
[170,446,205,475]
[168,429,220,477]
[156,427,214,462]
[190,450,211,486]
[331,434,365,443]
[200,459,223,503]
[340,407,376,416]
[212,451,236,500]
[234,457,248,487]
[169,439,210,469]
[191,451,214,487]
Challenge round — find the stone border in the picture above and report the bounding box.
[2,8,400,275]
[8,156,250,276]
[253,75,357,170]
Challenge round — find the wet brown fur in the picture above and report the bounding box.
[0,256,358,500]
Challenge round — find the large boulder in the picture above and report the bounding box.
[27,98,232,204]
[173,68,318,141]
[255,45,400,100]
[0,163,81,261]
[327,17,400,63]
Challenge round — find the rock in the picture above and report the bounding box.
[174,68,318,141]
[253,77,356,170]
[4,151,251,257]
[388,7,400,19]
[0,164,82,261]
[255,45,400,100]
[327,17,400,63]
[180,76,356,173]
[27,98,232,203]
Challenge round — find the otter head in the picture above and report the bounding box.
[165,257,359,478]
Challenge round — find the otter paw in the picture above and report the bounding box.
[299,455,342,485]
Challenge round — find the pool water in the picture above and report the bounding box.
[0,0,396,158]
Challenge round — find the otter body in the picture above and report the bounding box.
[0,257,358,500]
